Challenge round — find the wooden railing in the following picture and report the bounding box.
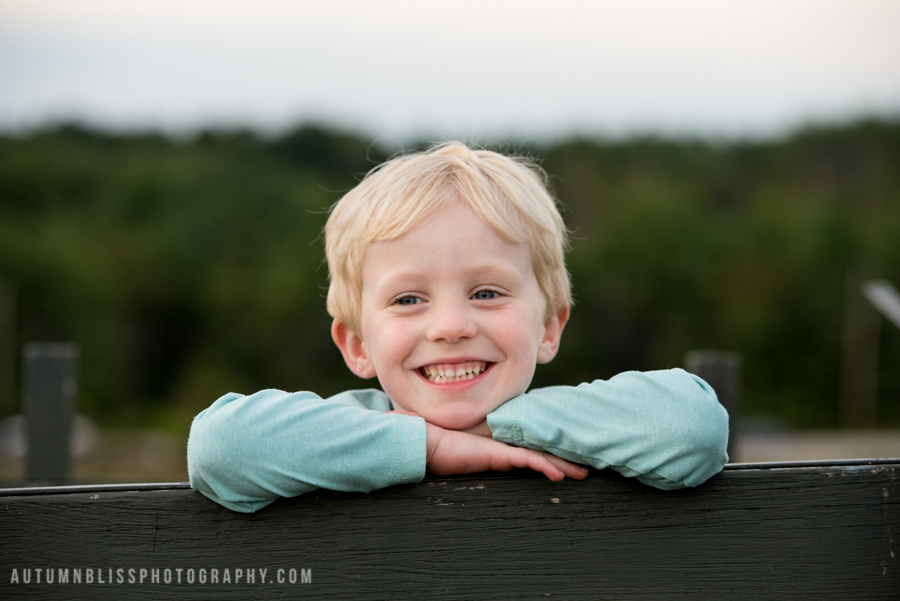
[1,459,897,600]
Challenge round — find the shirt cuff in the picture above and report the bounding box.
[487,397,525,446]
[392,414,428,484]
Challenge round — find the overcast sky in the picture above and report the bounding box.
[1,0,899,141]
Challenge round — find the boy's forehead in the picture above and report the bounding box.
[375,203,521,247]
[367,196,527,248]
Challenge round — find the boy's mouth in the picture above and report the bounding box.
[419,361,490,384]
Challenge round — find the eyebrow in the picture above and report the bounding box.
[373,263,527,292]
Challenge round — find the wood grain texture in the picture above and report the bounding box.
[1,463,898,600]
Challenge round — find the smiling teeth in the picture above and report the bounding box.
[421,361,488,384]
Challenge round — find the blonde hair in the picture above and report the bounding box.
[325,142,571,334]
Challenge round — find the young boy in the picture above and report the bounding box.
[188,142,729,513]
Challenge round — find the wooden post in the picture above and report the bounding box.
[685,349,740,462]
[840,270,880,427]
[0,282,15,418]
[23,342,79,485]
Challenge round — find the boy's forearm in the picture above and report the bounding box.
[486,368,729,489]
[188,389,427,513]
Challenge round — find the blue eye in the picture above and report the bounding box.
[396,296,421,305]
[473,289,498,300]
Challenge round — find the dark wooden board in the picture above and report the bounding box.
[1,462,898,600]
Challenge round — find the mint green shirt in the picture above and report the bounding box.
[188,368,729,513]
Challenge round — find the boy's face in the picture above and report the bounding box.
[332,202,568,430]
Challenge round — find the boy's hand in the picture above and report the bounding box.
[388,409,587,480]
[423,422,588,481]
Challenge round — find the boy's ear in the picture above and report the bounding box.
[331,319,377,379]
[537,306,570,364]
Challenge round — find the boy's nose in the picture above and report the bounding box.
[426,302,477,343]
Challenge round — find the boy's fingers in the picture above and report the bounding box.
[503,447,565,482]
[503,447,589,482]
[542,452,589,480]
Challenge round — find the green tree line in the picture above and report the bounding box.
[0,121,898,435]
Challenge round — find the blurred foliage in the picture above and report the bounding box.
[0,121,898,435]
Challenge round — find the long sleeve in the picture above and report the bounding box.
[487,368,729,489]
[187,388,427,513]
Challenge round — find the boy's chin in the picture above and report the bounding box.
[421,408,488,431]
